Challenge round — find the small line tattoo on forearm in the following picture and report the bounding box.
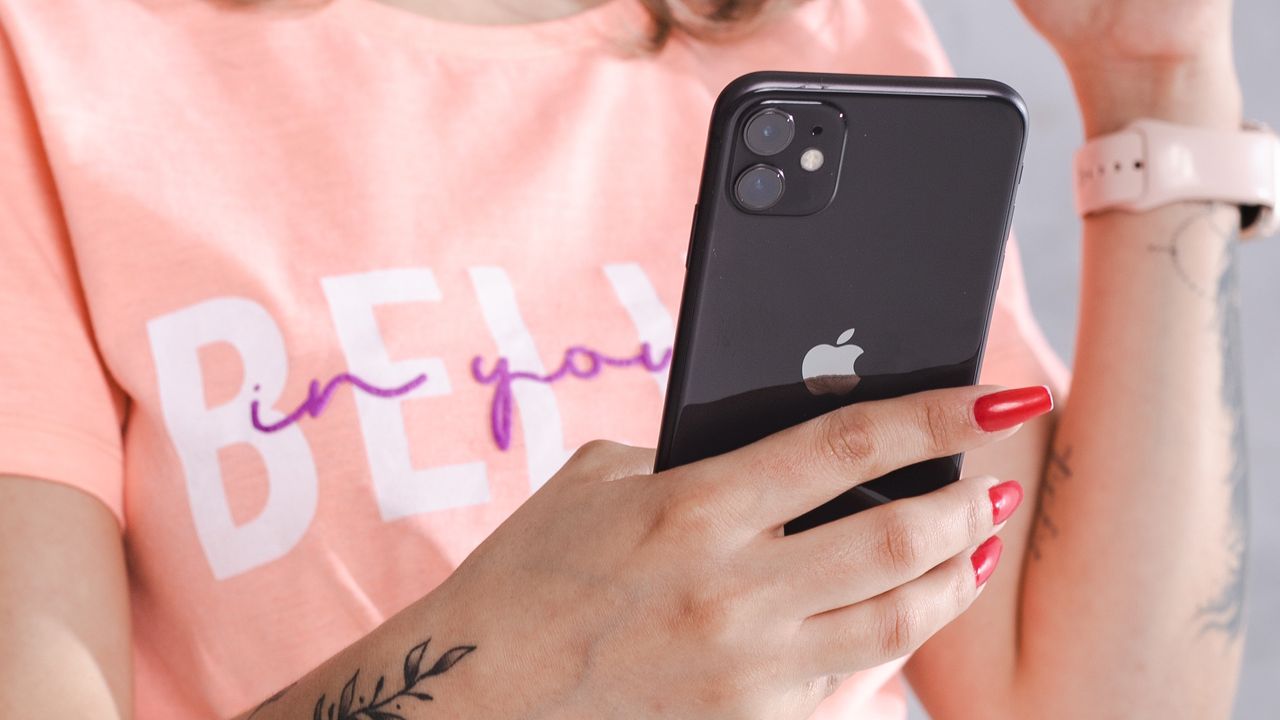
[310,638,476,720]
[1146,204,1236,300]
[1029,444,1072,562]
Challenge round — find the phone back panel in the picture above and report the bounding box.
[654,73,1027,534]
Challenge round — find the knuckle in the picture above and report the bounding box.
[916,397,958,456]
[878,507,924,574]
[950,562,976,613]
[572,439,616,463]
[676,588,724,635]
[962,488,990,543]
[695,668,758,715]
[820,408,879,470]
[648,483,723,538]
[806,673,845,702]
[672,581,745,642]
[821,673,844,699]
[878,598,924,658]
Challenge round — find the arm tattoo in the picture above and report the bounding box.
[311,639,476,720]
[1146,206,1224,299]
[1028,444,1072,562]
[1150,203,1250,641]
[1195,212,1251,641]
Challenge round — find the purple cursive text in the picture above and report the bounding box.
[471,343,672,450]
[251,372,428,433]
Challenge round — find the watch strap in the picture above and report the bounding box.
[1073,119,1280,239]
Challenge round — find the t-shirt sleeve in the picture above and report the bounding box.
[0,21,126,527]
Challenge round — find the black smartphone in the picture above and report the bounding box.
[654,71,1028,535]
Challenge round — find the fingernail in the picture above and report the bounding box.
[971,536,1003,587]
[973,386,1053,432]
[989,480,1024,525]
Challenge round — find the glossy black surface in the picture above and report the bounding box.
[654,72,1028,534]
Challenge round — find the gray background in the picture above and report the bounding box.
[908,1,1279,718]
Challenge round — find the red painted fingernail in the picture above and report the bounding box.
[971,536,1003,587]
[989,480,1023,525]
[973,386,1053,432]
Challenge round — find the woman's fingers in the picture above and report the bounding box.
[794,537,1004,677]
[679,384,1051,530]
[764,476,1021,616]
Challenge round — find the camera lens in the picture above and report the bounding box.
[736,165,785,211]
[744,108,795,156]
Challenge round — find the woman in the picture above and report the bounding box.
[0,0,1254,717]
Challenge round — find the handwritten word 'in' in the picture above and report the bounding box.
[251,373,428,433]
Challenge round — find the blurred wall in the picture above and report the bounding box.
[911,1,1280,718]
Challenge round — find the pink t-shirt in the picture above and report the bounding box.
[0,0,1067,717]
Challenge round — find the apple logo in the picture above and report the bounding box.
[802,328,863,396]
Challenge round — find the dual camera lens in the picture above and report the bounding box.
[731,101,843,215]
[737,108,794,211]
[744,108,795,157]
[736,166,785,211]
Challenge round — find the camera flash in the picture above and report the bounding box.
[799,148,824,172]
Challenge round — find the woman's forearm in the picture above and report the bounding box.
[229,586,491,720]
[1014,59,1248,716]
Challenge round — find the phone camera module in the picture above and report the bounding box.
[735,165,785,211]
[744,109,795,156]
[728,101,843,215]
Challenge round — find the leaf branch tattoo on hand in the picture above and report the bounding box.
[312,639,476,720]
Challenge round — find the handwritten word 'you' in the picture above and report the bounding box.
[471,343,671,450]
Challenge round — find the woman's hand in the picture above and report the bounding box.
[426,385,1048,719]
[1011,0,1241,134]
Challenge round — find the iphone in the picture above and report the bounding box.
[654,72,1028,534]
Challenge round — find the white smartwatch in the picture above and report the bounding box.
[1073,119,1280,239]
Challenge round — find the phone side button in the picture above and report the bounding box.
[684,203,700,269]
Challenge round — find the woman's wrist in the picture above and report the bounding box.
[1064,50,1248,250]
[1067,53,1243,137]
